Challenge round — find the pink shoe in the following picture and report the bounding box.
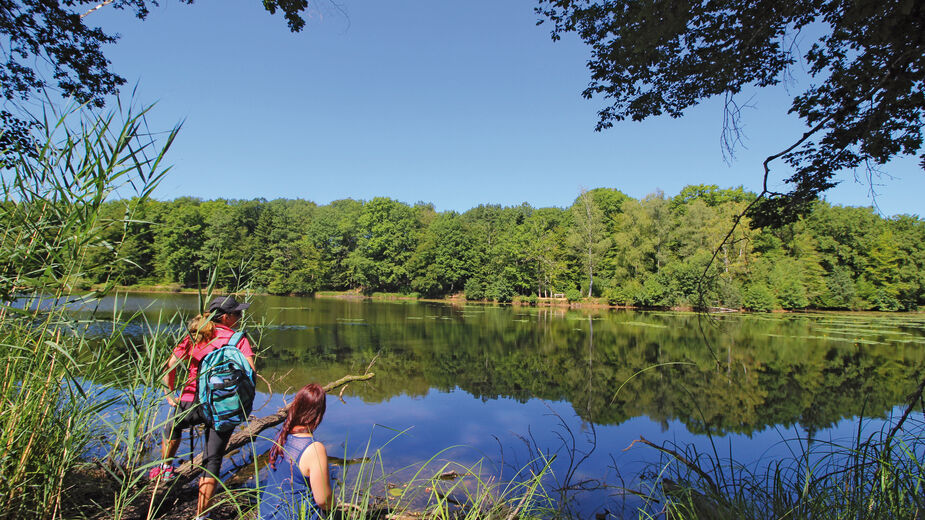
[148,464,175,480]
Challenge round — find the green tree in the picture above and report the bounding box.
[153,199,207,286]
[524,207,569,297]
[350,197,420,292]
[866,230,905,310]
[409,212,477,297]
[775,263,810,309]
[295,246,324,294]
[202,198,262,288]
[305,199,363,290]
[743,282,777,312]
[587,187,630,231]
[806,203,881,277]
[462,203,536,297]
[258,199,318,294]
[51,186,925,313]
[823,266,857,309]
[611,199,654,283]
[464,277,486,301]
[613,191,673,287]
[491,205,538,297]
[85,198,158,286]
[568,190,610,297]
[672,185,751,210]
[889,214,925,309]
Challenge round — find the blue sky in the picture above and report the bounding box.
[91,0,923,217]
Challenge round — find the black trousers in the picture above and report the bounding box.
[166,401,232,477]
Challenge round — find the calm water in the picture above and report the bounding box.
[85,294,925,516]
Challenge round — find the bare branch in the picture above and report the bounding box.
[625,437,719,495]
[81,0,116,19]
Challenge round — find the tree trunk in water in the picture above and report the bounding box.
[587,246,594,298]
[174,373,374,483]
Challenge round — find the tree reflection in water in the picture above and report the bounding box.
[93,294,925,517]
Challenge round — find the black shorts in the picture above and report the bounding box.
[166,401,232,477]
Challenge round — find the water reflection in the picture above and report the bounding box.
[246,299,925,435]
[84,294,925,516]
[89,294,925,435]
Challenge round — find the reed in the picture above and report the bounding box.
[245,433,557,520]
[636,414,925,519]
[0,101,176,519]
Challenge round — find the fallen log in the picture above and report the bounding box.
[173,372,375,481]
[113,372,376,519]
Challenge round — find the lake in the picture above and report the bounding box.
[87,294,925,517]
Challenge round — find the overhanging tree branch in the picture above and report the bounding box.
[695,61,905,308]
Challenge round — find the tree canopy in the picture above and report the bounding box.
[62,190,925,312]
[535,0,925,226]
[0,0,313,153]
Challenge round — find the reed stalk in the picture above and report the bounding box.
[635,417,925,519]
[0,100,176,519]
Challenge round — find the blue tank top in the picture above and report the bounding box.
[258,435,320,520]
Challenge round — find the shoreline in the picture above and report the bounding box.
[101,285,923,314]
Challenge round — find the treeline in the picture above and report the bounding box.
[83,185,925,311]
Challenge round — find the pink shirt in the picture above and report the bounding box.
[172,324,255,402]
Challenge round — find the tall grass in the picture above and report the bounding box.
[634,414,925,519]
[0,101,177,519]
[245,432,557,520]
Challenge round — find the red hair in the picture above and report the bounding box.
[268,383,327,468]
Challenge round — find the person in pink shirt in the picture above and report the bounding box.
[152,295,256,520]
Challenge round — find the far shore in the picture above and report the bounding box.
[95,285,924,314]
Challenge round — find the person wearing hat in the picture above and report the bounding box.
[152,295,256,520]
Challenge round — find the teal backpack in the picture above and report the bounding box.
[197,331,256,432]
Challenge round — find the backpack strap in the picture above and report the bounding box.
[223,330,255,382]
[226,330,245,348]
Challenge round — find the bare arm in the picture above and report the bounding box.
[238,335,256,372]
[299,441,333,510]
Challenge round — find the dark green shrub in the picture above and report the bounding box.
[488,279,515,303]
[778,277,809,309]
[872,288,902,311]
[717,278,743,309]
[267,278,292,295]
[565,288,582,302]
[464,278,485,300]
[640,274,673,307]
[743,283,777,311]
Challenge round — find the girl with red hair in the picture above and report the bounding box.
[259,383,333,520]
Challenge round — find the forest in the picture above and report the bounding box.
[79,185,924,312]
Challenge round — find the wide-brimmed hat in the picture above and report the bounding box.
[207,295,251,315]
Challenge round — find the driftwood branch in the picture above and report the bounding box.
[172,372,375,481]
[118,372,377,519]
